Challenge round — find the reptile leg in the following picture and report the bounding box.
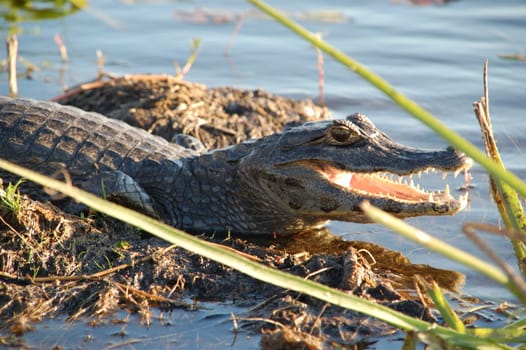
[73,170,157,219]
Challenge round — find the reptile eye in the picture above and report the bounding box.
[327,126,360,145]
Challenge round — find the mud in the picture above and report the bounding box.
[53,75,330,150]
[1,76,466,348]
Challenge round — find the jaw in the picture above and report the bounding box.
[292,160,472,222]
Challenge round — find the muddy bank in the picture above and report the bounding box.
[1,76,465,348]
[0,191,463,347]
[53,75,330,150]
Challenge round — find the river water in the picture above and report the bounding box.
[1,0,526,348]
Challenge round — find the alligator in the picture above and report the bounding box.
[0,96,472,235]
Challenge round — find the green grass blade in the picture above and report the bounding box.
[427,281,466,332]
[468,327,526,343]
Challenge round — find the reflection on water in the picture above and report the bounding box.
[255,228,465,291]
[1,0,526,348]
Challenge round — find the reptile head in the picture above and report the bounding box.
[237,113,472,234]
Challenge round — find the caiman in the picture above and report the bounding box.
[0,97,472,235]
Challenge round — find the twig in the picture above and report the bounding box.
[463,223,526,297]
[463,222,526,243]
[6,34,18,97]
[96,49,105,79]
[316,46,325,105]
[472,60,526,275]
[209,240,262,262]
[225,13,245,56]
[483,59,489,119]
[113,280,180,304]
[230,312,240,347]
[235,316,286,328]
[175,38,201,79]
[309,302,328,336]
[54,34,68,62]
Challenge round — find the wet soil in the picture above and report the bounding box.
[1,75,466,348]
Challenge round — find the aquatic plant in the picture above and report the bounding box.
[0,0,87,26]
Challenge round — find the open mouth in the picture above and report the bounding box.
[318,163,471,205]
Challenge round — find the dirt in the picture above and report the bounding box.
[53,74,330,150]
[1,75,466,348]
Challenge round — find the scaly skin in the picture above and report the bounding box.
[0,97,471,235]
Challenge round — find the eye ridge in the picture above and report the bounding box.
[327,125,360,145]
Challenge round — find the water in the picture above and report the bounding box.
[23,306,260,349]
[1,0,526,347]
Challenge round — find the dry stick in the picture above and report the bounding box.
[6,34,18,97]
[473,60,526,275]
[113,280,180,304]
[50,80,108,101]
[316,47,325,105]
[96,49,105,79]
[473,61,508,223]
[54,34,68,62]
[462,223,526,297]
[309,302,329,336]
[474,100,512,226]
[225,13,245,56]
[483,60,490,120]
[463,222,526,243]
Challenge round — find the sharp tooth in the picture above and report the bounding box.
[428,193,433,202]
[442,172,448,180]
[445,184,450,196]
[416,184,420,190]
[410,178,415,187]
[454,169,461,178]
[417,172,422,179]
[402,178,408,185]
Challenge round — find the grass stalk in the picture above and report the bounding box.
[426,280,465,332]
[472,61,526,275]
[5,34,18,97]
